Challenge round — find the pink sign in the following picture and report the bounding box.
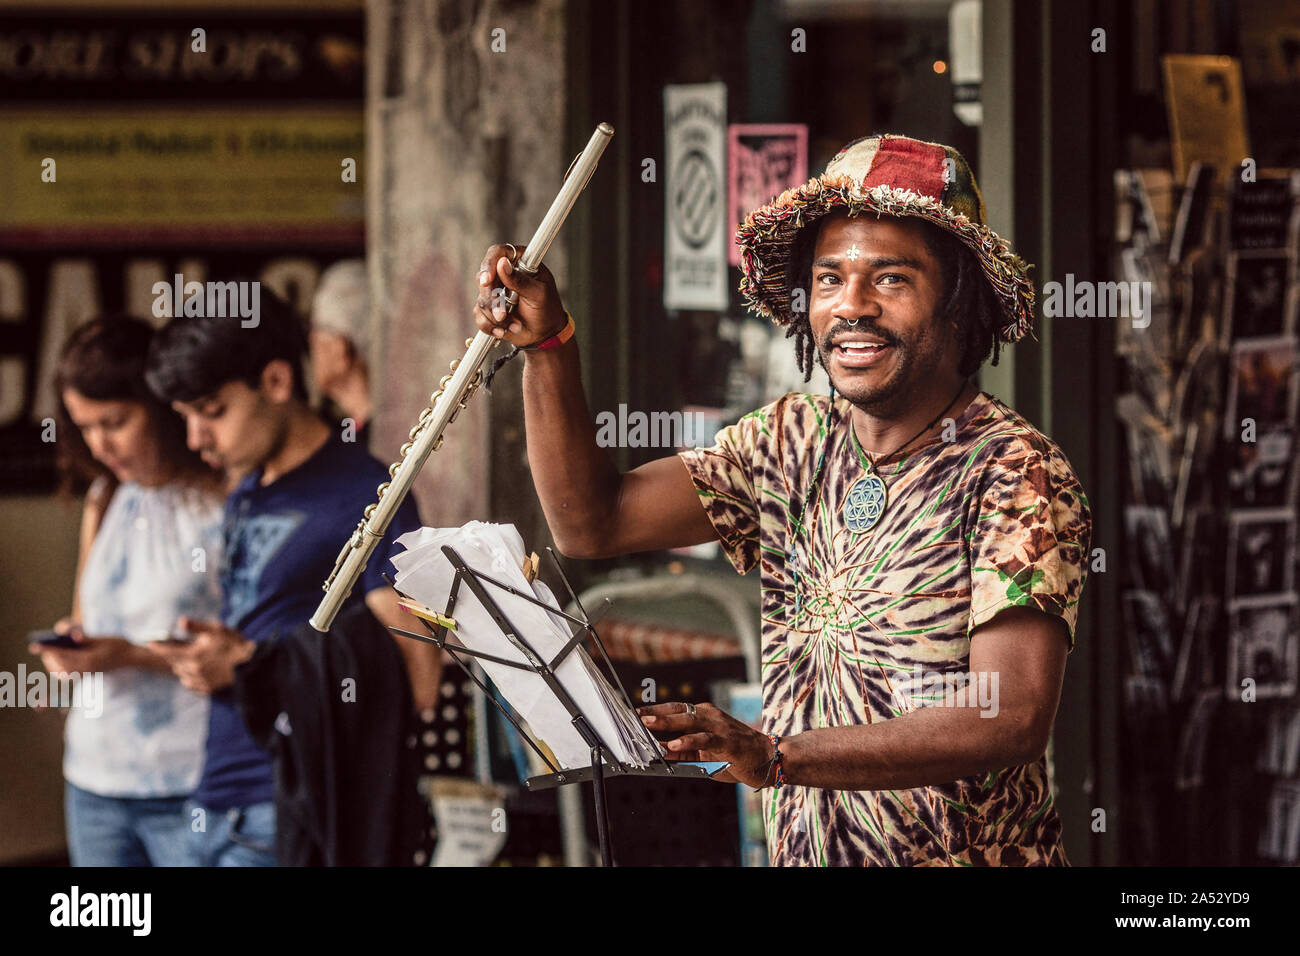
[727,124,808,265]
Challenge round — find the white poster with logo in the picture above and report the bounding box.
[428,778,509,867]
[664,82,728,311]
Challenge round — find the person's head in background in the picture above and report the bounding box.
[309,259,372,429]
[145,284,319,481]
[55,314,218,496]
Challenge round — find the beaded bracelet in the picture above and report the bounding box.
[768,733,786,789]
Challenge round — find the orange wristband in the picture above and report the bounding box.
[527,312,575,351]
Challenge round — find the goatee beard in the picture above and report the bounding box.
[817,346,912,418]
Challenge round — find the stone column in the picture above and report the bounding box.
[366,0,566,530]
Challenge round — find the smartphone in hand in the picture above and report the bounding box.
[141,631,195,645]
[28,629,84,650]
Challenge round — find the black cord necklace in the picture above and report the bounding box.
[842,379,969,532]
[787,380,970,614]
[848,379,968,522]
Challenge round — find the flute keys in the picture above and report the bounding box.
[465,338,474,348]
[388,461,401,478]
[449,359,459,371]
[400,441,414,457]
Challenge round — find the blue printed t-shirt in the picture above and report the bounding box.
[200,430,421,810]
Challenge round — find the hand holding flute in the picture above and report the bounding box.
[473,247,568,348]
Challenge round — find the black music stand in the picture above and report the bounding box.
[385,546,727,867]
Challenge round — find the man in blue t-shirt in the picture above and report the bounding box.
[144,283,435,866]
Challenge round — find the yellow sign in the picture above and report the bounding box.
[1162,55,1251,184]
[0,108,364,242]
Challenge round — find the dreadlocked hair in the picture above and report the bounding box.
[786,217,823,381]
[785,213,1004,381]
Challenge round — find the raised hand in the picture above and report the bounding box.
[473,244,568,349]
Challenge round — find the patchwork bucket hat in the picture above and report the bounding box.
[736,134,1035,343]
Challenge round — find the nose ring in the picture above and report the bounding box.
[847,317,861,327]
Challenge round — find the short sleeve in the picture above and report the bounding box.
[968,449,1092,651]
[676,407,768,574]
[363,491,422,596]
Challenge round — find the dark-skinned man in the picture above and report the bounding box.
[473,135,1091,867]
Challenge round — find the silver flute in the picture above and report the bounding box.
[310,122,614,632]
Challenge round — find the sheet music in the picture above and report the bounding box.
[391,522,663,770]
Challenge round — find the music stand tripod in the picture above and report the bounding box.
[386,546,727,867]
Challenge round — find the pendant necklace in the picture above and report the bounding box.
[843,380,970,532]
[788,380,970,614]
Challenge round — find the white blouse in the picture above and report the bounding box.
[65,479,224,798]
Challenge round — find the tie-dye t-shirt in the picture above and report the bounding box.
[677,390,1091,866]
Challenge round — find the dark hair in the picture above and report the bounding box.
[53,314,213,497]
[785,212,1003,380]
[145,281,308,404]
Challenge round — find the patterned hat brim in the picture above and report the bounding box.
[736,175,1036,344]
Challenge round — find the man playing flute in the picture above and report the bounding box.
[475,134,1092,867]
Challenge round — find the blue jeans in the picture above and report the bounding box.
[64,782,193,867]
[184,800,277,867]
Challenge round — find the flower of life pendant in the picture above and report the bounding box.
[843,470,887,532]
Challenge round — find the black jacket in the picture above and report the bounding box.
[235,602,423,866]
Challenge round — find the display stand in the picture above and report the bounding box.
[385,546,727,867]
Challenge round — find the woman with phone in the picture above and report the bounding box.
[29,315,224,866]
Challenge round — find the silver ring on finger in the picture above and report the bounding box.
[684,702,696,717]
